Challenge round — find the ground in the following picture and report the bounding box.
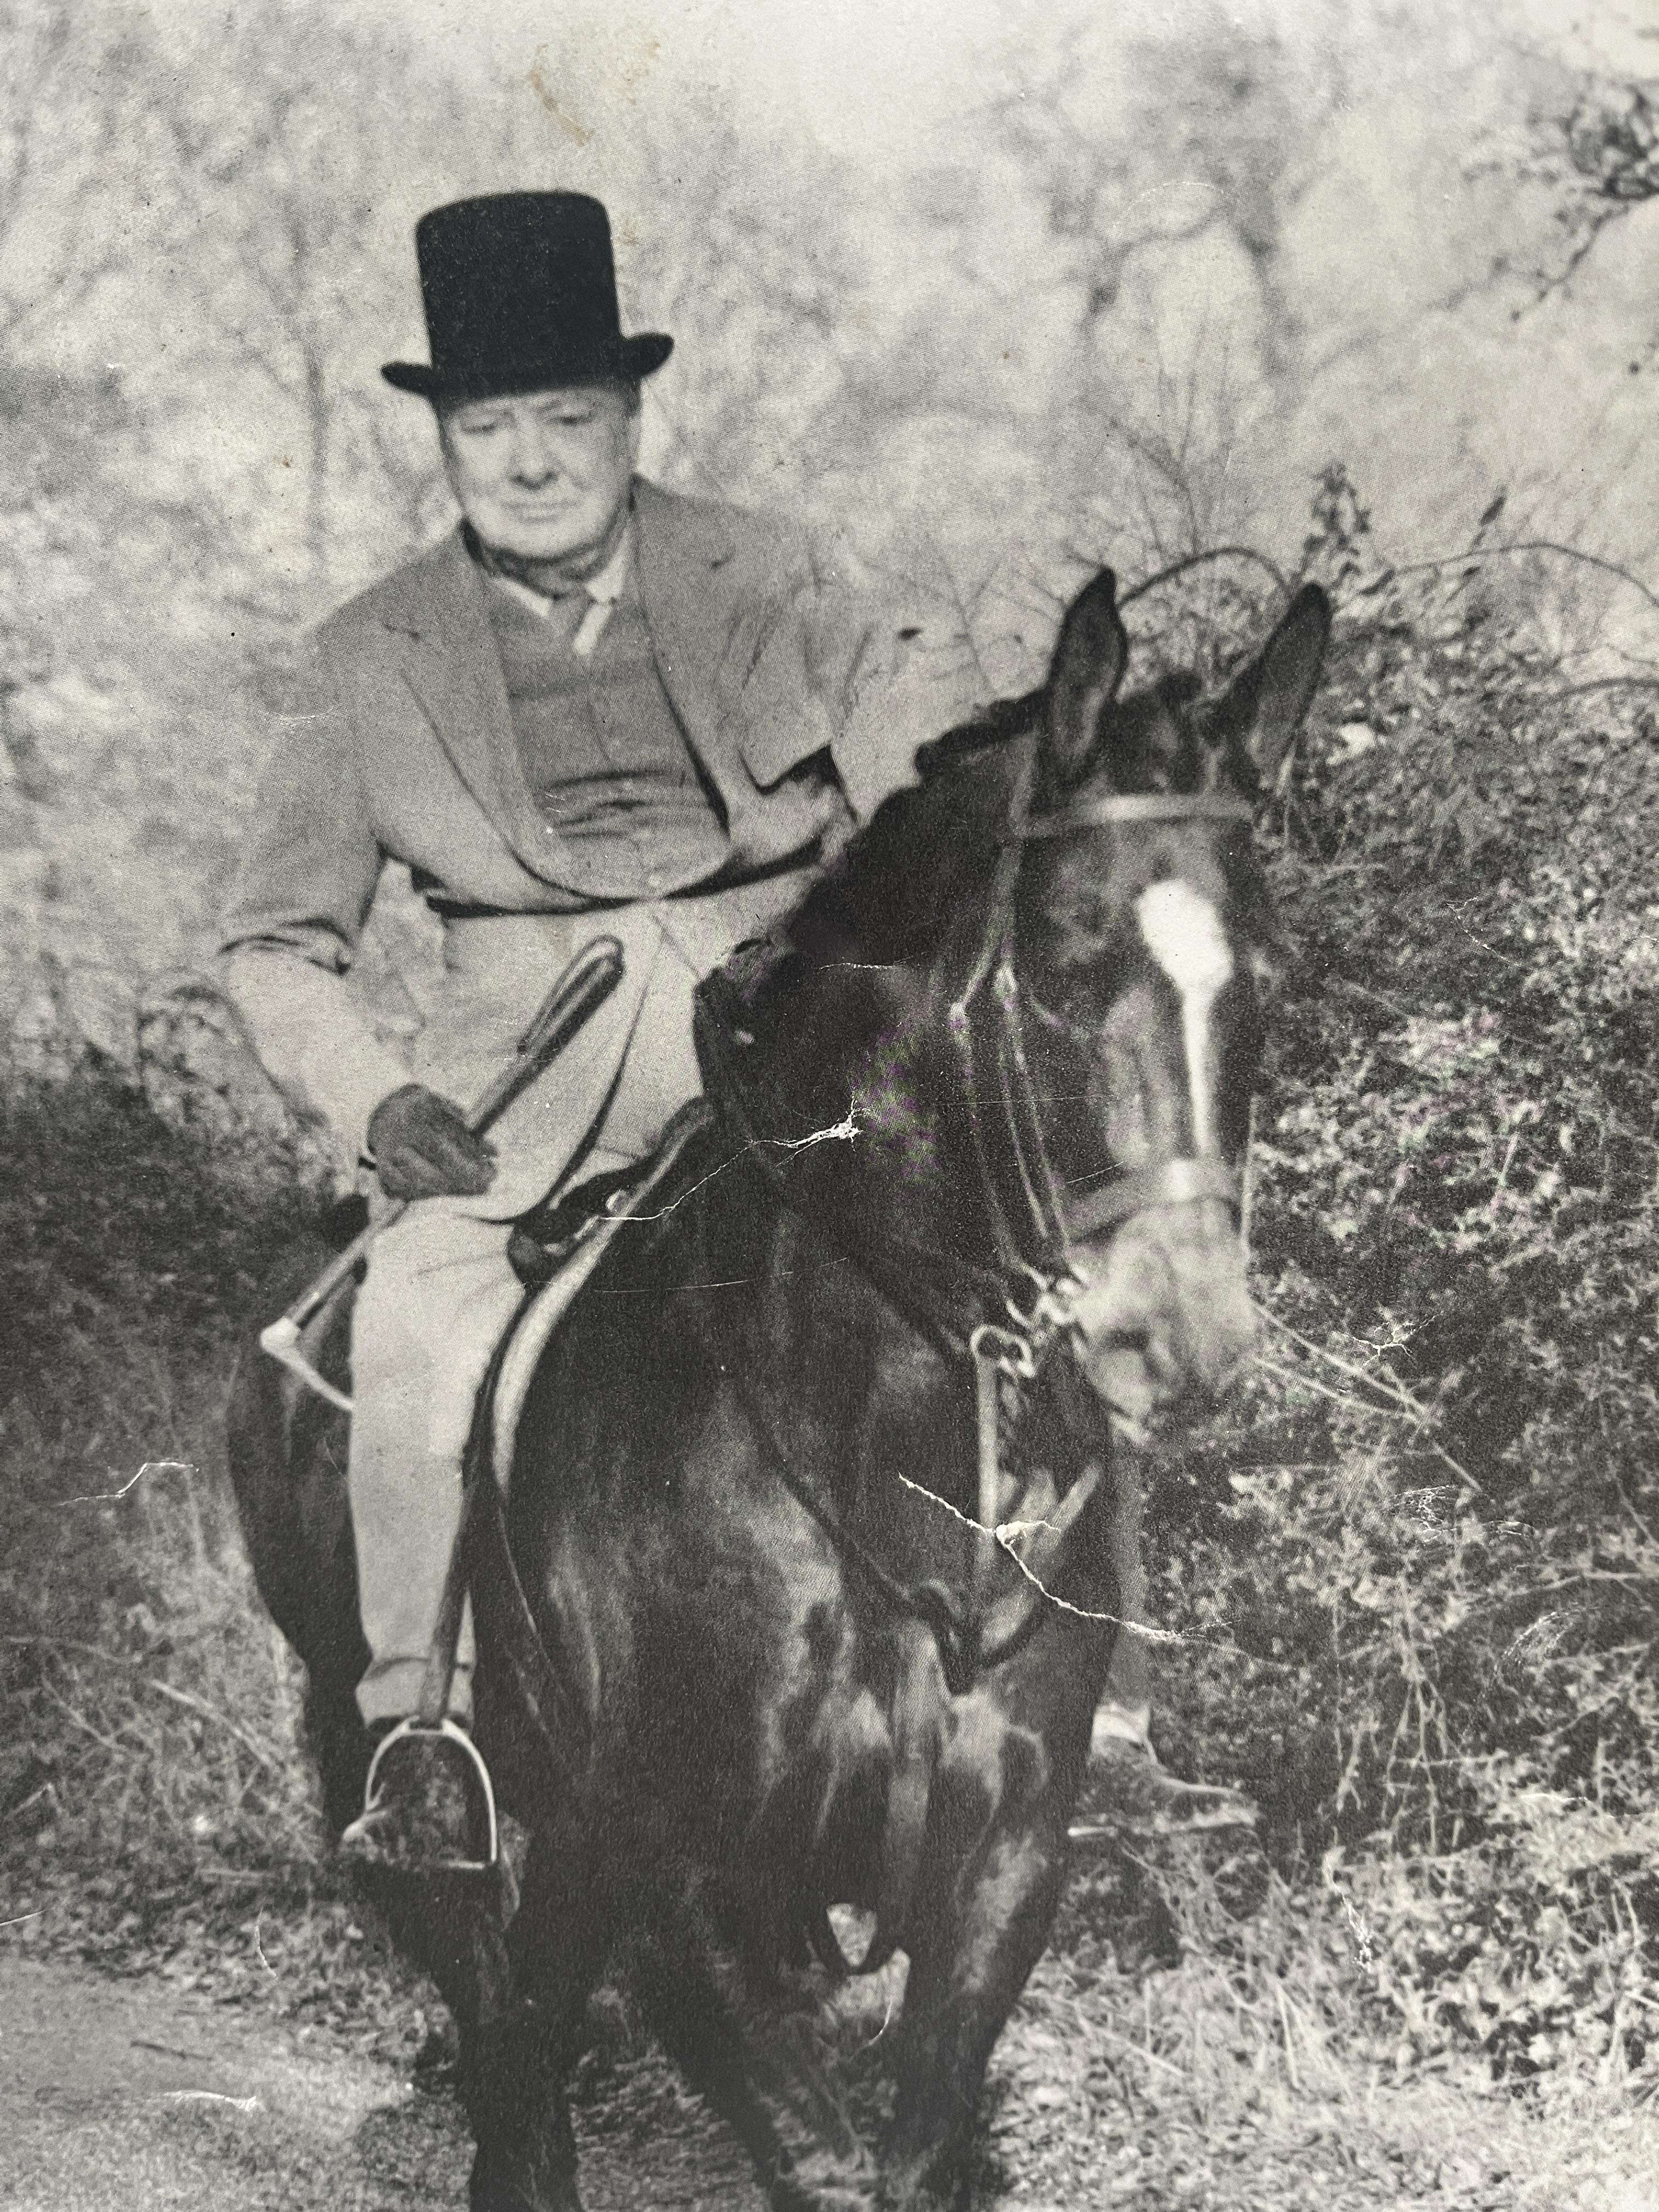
[5,1926,1655,2211]
[0,1952,767,2212]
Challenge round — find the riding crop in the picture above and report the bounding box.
[258,935,625,1412]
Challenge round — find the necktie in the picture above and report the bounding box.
[540,588,591,653]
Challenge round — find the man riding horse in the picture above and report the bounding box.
[220,190,1233,1869]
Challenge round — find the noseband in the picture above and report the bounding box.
[947,737,1254,1295]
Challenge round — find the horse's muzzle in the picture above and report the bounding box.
[1065,1199,1256,1423]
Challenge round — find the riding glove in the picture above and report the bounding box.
[366,1083,498,1201]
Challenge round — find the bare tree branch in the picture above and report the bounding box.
[1480,74,1659,317]
[1384,540,1659,627]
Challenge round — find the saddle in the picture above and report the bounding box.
[488,1098,718,1452]
[361,1097,719,1854]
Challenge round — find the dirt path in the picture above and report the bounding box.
[9,1944,1648,2211]
[0,1954,765,2212]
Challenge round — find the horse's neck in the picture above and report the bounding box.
[733,770,1006,1239]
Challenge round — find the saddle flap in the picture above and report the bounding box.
[489,1101,714,1485]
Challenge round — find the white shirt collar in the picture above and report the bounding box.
[580,525,631,608]
[487,521,630,606]
[486,523,631,656]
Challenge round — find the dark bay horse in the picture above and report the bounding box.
[227,568,1329,2211]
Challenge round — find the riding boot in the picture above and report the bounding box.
[1074,1705,1259,1838]
[1077,1446,1257,1837]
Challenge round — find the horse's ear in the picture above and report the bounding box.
[1210,584,1331,787]
[1043,568,1130,788]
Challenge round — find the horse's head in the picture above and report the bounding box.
[710,567,1328,1433]
[1006,570,1330,1426]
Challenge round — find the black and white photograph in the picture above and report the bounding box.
[3,3,1657,2205]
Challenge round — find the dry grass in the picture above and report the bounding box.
[996,1841,1659,2208]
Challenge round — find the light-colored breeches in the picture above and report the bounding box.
[348,887,795,1725]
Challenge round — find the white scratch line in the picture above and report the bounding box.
[1,1912,43,1930]
[857,1985,899,2050]
[895,1470,982,1536]
[623,1108,861,1221]
[772,1113,859,1151]
[997,1541,1186,1640]
[162,2090,262,2112]
[996,1515,1060,1544]
[253,1915,275,1976]
[54,1459,192,1506]
[893,1473,1180,1641]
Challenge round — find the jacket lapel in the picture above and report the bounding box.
[380,487,778,884]
[634,478,843,860]
[632,478,744,783]
[380,530,566,882]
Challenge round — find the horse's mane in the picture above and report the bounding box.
[751,698,1038,995]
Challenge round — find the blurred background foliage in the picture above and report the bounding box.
[5,0,1659,1064]
[4,0,1659,2199]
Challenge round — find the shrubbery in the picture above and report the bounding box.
[1139,470,1659,2107]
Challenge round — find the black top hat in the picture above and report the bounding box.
[381,192,673,402]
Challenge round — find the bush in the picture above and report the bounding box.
[1137,478,1659,2107]
[0,1065,368,2009]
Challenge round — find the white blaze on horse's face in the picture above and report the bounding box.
[1134,881,1233,1158]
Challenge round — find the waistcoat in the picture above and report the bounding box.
[484,574,730,905]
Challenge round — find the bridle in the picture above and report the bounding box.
[948,731,1254,1347]
[465,586,1281,1963]
[913,730,1261,1689]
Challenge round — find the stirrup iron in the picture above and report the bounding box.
[361,1713,500,1874]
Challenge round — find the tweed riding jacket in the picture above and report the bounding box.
[221,477,965,1169]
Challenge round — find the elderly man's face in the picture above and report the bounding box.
[437,381,640,573]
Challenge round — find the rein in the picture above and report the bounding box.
[692,743,1260,1978]
[462,735,1261,1974]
